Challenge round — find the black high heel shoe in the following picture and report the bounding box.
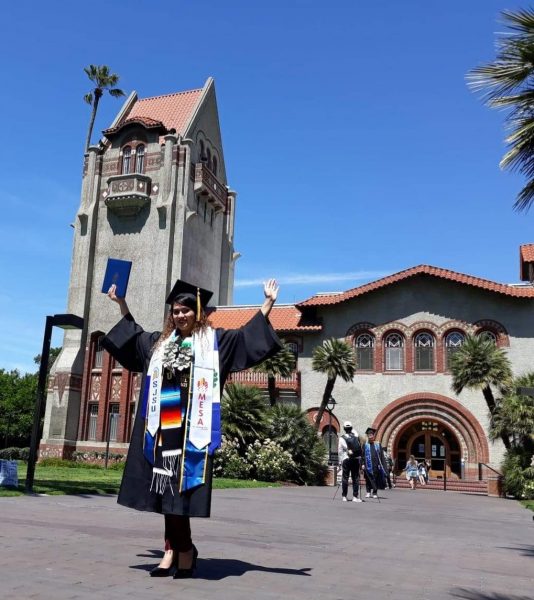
[173,545,198,579]
[150,552,176,577]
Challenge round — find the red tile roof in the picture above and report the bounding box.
[103,116,165,135]
[520,244,534,281]
[207,305,322,332]
[297,264,534,307]
[127,89,203,136]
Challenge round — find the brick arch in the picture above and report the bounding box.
[371,392,489,476]
[439,320,474,339]
[407,321,440,338]
[375,322,409,340]
[345,322,376,338]
[473,319,510,347]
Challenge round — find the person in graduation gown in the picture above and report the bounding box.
[362,427,387,499]
[102,278,282,579]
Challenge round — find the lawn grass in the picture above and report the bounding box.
[520,499,534,512]
[0,462,279,497]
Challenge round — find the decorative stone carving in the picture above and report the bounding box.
[105,174,151,216]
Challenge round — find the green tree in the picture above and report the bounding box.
[468,8,534,211]
[491,372,534,447]
[252,344,296,406]
[0,369,37,448]
[267,403,328,484]
[311,338,356,431]
[221,383,268,448]
[449,335,513,449]
[83,65,125,153]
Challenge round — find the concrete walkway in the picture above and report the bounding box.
[1,487,533,600]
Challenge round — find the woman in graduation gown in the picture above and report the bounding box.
[102,278,282,578]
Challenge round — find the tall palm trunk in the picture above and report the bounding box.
[267,375,277,407]
[84,91,101,153]
[314,376,336,431]
[483,385,511,449]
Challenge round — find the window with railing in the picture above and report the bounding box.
[445,331,465,369]
[108,403,120,442]
[135,144,145,173]
[355,333,374,370]
[414,332,435,371]
[384,333,404,371]
[122,146,131,174]
[87,404,98,440]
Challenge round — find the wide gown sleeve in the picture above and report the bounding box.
[216,311,283,382]
[101,313,161,373]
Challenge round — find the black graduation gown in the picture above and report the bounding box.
[102,311,282,517]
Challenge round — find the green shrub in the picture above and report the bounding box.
[0,447,30,460]
[502,445,534,499]
[267,404,328,485]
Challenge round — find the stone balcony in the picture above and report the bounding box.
[192,163,228,212]
[103,174,151,216]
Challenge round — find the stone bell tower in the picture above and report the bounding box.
[41,78,238,458]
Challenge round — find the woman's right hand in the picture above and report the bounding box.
[108,285,129,316]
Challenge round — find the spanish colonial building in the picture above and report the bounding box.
[210,248,534,481]
[41,78,237,458]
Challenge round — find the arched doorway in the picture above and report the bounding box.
[395,420,462,478]
[371,393,490,480]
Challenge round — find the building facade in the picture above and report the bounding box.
[210,251,534,480]
[41,78,237,458]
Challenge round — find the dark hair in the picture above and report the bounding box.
[153,304,212,350]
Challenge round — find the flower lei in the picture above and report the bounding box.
[161,332,193,375]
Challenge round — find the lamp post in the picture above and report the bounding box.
[25,313,84,494]
[326,396,337,464]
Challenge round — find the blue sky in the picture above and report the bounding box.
[0,0,531,373]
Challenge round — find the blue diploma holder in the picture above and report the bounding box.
[102,258,132,298]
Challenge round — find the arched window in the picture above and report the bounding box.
[135,144,145,173]
[414,332,434,371]
[122,146,131,174]
[384,333,404,371]
[478,330,497,344]
[355,333,374,370]
[199,140,205,162]
[206,148,212,171]
[93,335,105,369]
[445,331,465,369]
[212,156,218,176]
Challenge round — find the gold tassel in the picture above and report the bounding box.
[196,287,201,322]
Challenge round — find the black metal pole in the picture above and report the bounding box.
[328,408,332,464]
[105,412,112,469]
[25,316,53,494]
[443,455,447,492]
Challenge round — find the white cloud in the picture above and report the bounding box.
[235,270,392,287]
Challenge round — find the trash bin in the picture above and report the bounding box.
[0,459,18,488]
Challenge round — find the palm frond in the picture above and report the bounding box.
[312,338,356,382]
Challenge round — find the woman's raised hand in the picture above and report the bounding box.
[263,279,279,302]
[107,284,129,316]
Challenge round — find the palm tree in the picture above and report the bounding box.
[311,338,356,431]
[491,372,534,448]
[449,335,512,449]
[252,344,296,406]
[83,65,125,153]
[468,8,534,212]
[221,383,268,448]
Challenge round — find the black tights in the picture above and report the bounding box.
[164,515,192,552]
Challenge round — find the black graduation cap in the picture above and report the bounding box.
[365,427,377,435]
[166,279,213,320]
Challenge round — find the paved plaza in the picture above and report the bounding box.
[1,486,533,600]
